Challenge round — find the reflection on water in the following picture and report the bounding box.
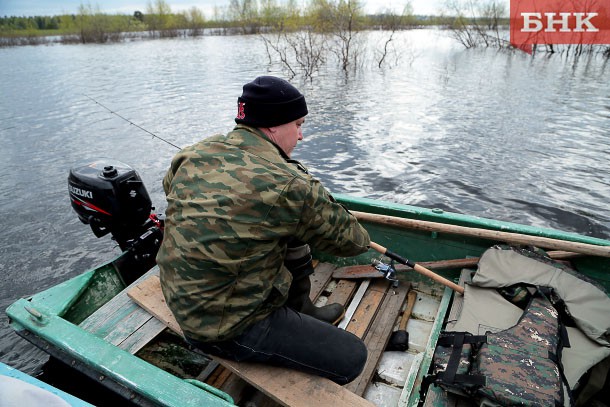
[0,30,609,372]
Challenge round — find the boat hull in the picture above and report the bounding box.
[6,194,610,406]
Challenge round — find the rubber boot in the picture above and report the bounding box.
[286,275,345,325]
[284,241,346,325]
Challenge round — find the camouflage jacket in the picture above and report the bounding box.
[156,125,370,342]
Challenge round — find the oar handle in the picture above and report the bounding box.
[369,242,465,295]
[399,290,418,330]
[356,211,610,258]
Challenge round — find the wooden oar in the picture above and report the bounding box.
[369,241,465,294]
[354,211,610,258]
[332,250,581,280]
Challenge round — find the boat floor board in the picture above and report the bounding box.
[79,267,165,354]
[309,262,336,301]
[345,280,410,395]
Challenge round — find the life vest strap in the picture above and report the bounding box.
[435,371,486,387]
[437,332,487,385]
[436,334,487,347]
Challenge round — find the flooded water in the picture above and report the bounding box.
[0,30,609,373]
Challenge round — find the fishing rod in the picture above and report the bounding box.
[369,241,465,294]
[84,94,182,150]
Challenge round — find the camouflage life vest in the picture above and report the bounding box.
[432,288,571,407]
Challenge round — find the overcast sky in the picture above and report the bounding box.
[0,0,468,17]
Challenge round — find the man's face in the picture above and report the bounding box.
[269,117,305,158]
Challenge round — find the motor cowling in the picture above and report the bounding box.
[68,159,152,241]
[68,159,162,284]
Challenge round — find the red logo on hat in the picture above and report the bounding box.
[236,102,246,120]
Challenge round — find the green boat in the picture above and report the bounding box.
[6,162,610,406]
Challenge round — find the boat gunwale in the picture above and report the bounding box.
[335,194,610,247]
[6,298,236,407]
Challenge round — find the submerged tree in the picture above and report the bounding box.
[442,0,507,48]
[307,0,366,72]
[260,2,327,79]
[260,0,422,77]
[375,1,415,68]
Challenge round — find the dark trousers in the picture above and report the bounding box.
[186,306,367,385]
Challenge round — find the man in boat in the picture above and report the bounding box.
[156,76,371,384]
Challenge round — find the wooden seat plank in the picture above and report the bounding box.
[128,275,182,332]
[128,275,374,407]
[217,358,374,407]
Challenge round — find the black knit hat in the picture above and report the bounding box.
[235,76,308,128]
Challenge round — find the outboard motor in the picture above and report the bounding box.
[68,159,163,284]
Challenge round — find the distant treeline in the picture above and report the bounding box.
[2,15,63,30]
[0,0,459,45]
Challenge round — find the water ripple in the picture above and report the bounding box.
[1,30,609,371]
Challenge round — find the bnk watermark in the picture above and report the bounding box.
[511,0,610,53]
